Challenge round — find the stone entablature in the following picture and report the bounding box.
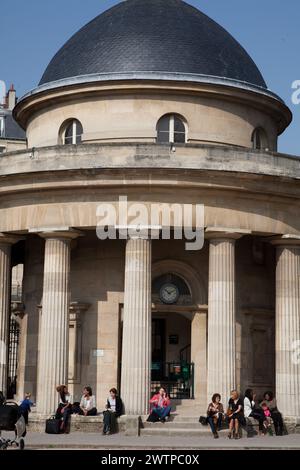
[1,143,300,179]
[0,144,300,236]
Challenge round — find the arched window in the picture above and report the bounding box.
[252,127,268,150]
[157,114,186,144]
[60,119,83,145]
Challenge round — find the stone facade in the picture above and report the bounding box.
[1,4,299,423]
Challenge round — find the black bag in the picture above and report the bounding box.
[146,411,160,423]
[199,415,208,425]
[0,404,19,431]
[45,417,61,434]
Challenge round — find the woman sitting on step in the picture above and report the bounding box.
[55,385,72,433]
[206,393,225,439]
[244,388,267,436]
[260,391,284,436]
[227,390,244,439]
[102,388,123,435]
[147,387,171,423]
[72,386,97,416]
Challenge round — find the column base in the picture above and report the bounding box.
[283,416,300,431]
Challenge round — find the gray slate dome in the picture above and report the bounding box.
[39,0,266,89]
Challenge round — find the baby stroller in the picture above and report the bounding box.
[0,394,26,450]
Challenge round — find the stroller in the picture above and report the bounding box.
[0,393,26,450]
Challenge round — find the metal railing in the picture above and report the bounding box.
[151,361,194,399]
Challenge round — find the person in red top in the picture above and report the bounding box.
[149,387,171,422]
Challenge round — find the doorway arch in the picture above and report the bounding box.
[151,260,207,401]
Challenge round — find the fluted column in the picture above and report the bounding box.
[207,233,241,405]
[36,230,81,415]
[121,237,152,415]
[272,238,300,418]
[0,233,22,395]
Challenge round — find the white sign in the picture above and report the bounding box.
[92,349,104,357]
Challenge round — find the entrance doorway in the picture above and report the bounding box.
[151,314,194,399]
[152,319,166,381]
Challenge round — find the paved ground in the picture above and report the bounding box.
[1,431,300,450]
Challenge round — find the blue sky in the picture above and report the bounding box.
[2,0,299,155]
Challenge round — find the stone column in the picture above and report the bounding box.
[0,233,21,395]
[191,310,207,408]
[121,237,152,415]
[68,302,90,396]
[271,237,300,418]
[207,232,241,405]
[36,230,81,415]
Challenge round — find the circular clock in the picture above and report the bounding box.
[159,283,179,304]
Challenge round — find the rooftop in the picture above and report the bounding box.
[39,0,266,90]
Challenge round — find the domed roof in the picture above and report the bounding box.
[40,0,266,89]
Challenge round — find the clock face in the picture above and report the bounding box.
[159,283,179,304]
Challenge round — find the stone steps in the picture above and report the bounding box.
[142,421,206,430]
[140,422,231,437]
[140,427,215,437]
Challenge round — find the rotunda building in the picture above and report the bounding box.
[1,0,300,427]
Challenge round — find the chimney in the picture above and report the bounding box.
[7,84,16,110]
[0,80,6,107]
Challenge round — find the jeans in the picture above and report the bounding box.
[152,406,171,420]
[249,409,266,431]
[55,404,72,430]
[103,410,118,433]
[271,410,284,435]
[20,409,29,425]
[207,413,222,434]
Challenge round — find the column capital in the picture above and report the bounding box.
[269,234,300,247]
[29,227,83,241]
[70,301,91,322]
[116,225,159,240]
[0,233,24,246]
[205,227,250,241]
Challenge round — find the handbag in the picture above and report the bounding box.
[199,415,208,425]
[147,411,160,423]
[45,416,61,434]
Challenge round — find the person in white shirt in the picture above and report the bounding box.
[55,384,73,433]
[244,389,266,435]
[102,388,123,435]
[79,387,97,416]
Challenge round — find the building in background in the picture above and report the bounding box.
[0,0,300,432]
[0,84,26,153]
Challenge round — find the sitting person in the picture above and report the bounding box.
[55,385,72,433]
[261,402,272,431]
[75,387,97,416]
[19,392,33,424]
[260,391,284,436]
[207,393,224,439]
[244,388,267,436]
[147,387,171,423]
[227,390,244,439]
[102,388,123,435]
